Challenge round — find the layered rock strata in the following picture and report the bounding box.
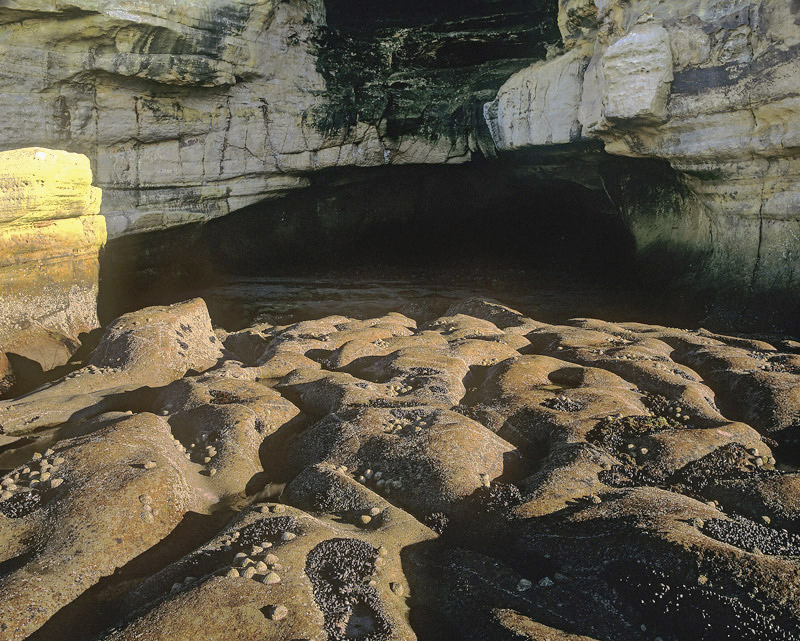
[0,0,507,238]
[485,0,800,296]
[0,147,104,380]
[2,297,800,639]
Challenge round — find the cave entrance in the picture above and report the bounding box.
[98,160,655,331]
[206,162,634,280]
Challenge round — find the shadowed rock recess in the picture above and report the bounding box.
[2,297,800,640]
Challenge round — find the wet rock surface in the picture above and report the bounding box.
[2,297,800,640]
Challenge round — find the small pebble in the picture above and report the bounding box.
[226,568,240,578]
[40,472,51,482]
[390,582,404,595]
[516,579,532,592]
[281,532,296,541]
[266,604,287,620]
[360,515,372,525]
[143,461,157,469]
[639,448,648,456]
[209,469,217,476]
[45,448,54,456]
[0,491,12,501]
[265,553,279,565]
[697,575,708,585]
[255,561,269,572]
[251,545,264,554]
[263,572,281,585]
[369,507,382,516]
[762,515,771,525]
[49,478,64,489]
[538,577,554,587]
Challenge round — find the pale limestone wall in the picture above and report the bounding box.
[0,148,105,367]
[0,1,468,239]
[486,0,800,293]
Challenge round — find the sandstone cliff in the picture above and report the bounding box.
[0,0,495,238]
[485,0,800,297]
[0,148,104,377]
[0,0,798,324]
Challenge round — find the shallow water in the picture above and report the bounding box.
[192,270,683,331]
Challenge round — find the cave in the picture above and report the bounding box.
[96,157,664,333]
[2,1,800,641]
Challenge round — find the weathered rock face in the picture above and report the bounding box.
[3,297,800,639]
[0,0,797,326]
[485,0,800,299]
[0,0,554,238]
[0,147,104,378]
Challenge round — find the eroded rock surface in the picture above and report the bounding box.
[485,0,800,297]
[0,147,105,381]
[0,0,513,238]
[2,297,800,640]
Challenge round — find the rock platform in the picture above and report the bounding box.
[1,297,800,640]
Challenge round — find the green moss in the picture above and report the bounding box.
[308,4,561,141]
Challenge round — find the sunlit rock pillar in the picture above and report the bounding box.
[0,148,105,371]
